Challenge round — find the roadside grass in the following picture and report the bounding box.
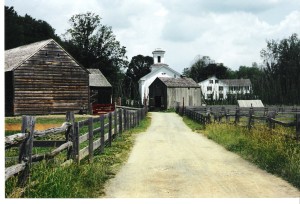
[5,114,152,198]
[182,116,300,189]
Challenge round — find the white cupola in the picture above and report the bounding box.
[152,48,165,64]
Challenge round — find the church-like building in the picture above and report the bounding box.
[138,48,181,104]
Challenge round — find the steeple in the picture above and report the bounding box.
[152,48,165,64]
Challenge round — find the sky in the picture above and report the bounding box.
[4,0,300,73]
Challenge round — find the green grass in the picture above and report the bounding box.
[5,114,152,198]
[182,116,300,189]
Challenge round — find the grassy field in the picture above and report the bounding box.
[5,114,152,198]
[182,116,300,189]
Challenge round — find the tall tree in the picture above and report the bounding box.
[184,55,229,82]
[64,12,128,99]
[124,55,153,100]
[260,33,300,104]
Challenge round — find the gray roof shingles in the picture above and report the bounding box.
[158,77,200,88]
[5,39,52,72]
[88,69,112,87]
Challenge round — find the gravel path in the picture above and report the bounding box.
[104,112,300,198]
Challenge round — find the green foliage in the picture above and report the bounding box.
[203,124,300,189]
[184,56,230,83]
[124,55,153,100]
[63,12,128,99]
[259,33,300,105]
[5,6,61,50]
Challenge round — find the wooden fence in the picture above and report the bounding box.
[177,105,300,141]
[5,106,147,187]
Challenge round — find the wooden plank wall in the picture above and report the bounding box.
[13,41,89,115]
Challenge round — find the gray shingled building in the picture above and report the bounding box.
[149,77,201,110]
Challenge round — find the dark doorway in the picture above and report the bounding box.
[155,96,162,107]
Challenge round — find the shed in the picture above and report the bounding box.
[5,39,90,116]
[88,69,112,104]
[149,77,201,110]
[238,100,264,108]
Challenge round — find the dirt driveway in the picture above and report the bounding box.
[104,112,300,198]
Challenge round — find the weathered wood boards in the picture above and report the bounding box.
[5,39,89,116]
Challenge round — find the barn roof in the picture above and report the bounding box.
[5,39,53,72]
[5,39,88,73]
[158,77,200,88]
[88,69,112,87]
[222,79,252,86]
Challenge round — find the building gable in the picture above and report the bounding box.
[5,39,90,115]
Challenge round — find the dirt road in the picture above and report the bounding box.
[104,112,300,198]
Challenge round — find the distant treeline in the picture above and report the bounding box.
[183,34,300,105]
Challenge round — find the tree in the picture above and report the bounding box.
[124,55,153,100]
[64,12,128,99]
[260,33,300,104]
[5,6,60,50]
[184,55,229,82]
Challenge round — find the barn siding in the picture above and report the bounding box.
[167,87,201,109]
[12,41,89,115]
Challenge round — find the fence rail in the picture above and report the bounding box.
[177,105,300,141]
[5,106,147,187]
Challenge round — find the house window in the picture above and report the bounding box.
[215,80,219,83]
[245,86,249,91]
[158,56,161,63]
[207,86,212,91]
[207,94,213,100]
[219,86,223,91]
[219,94,224,99]
[209,80,213,84]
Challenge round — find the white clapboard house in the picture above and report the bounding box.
[199,75,252,100]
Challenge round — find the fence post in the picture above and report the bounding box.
[100,115,105,153]
[66,111,74,160]
[235,108,240,124]
[108,112,112,147]
[88,117,93,163]
[124,109,127,131]
[296,113,300,141]
[72,122,80,164]
[267,111,276,129]
[247,109,253,130]
[18,116,35,187]
[119,109,123,135]
[226,109,230,123]
[114,109,117,137]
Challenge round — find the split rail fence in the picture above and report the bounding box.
[177,105,300,141]
[5,106,147,187]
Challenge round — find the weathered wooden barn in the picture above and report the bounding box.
[5,39,90,116]
[88,69,112,104]
[149,77,201,110]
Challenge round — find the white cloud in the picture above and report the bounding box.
[4,0,300,73]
